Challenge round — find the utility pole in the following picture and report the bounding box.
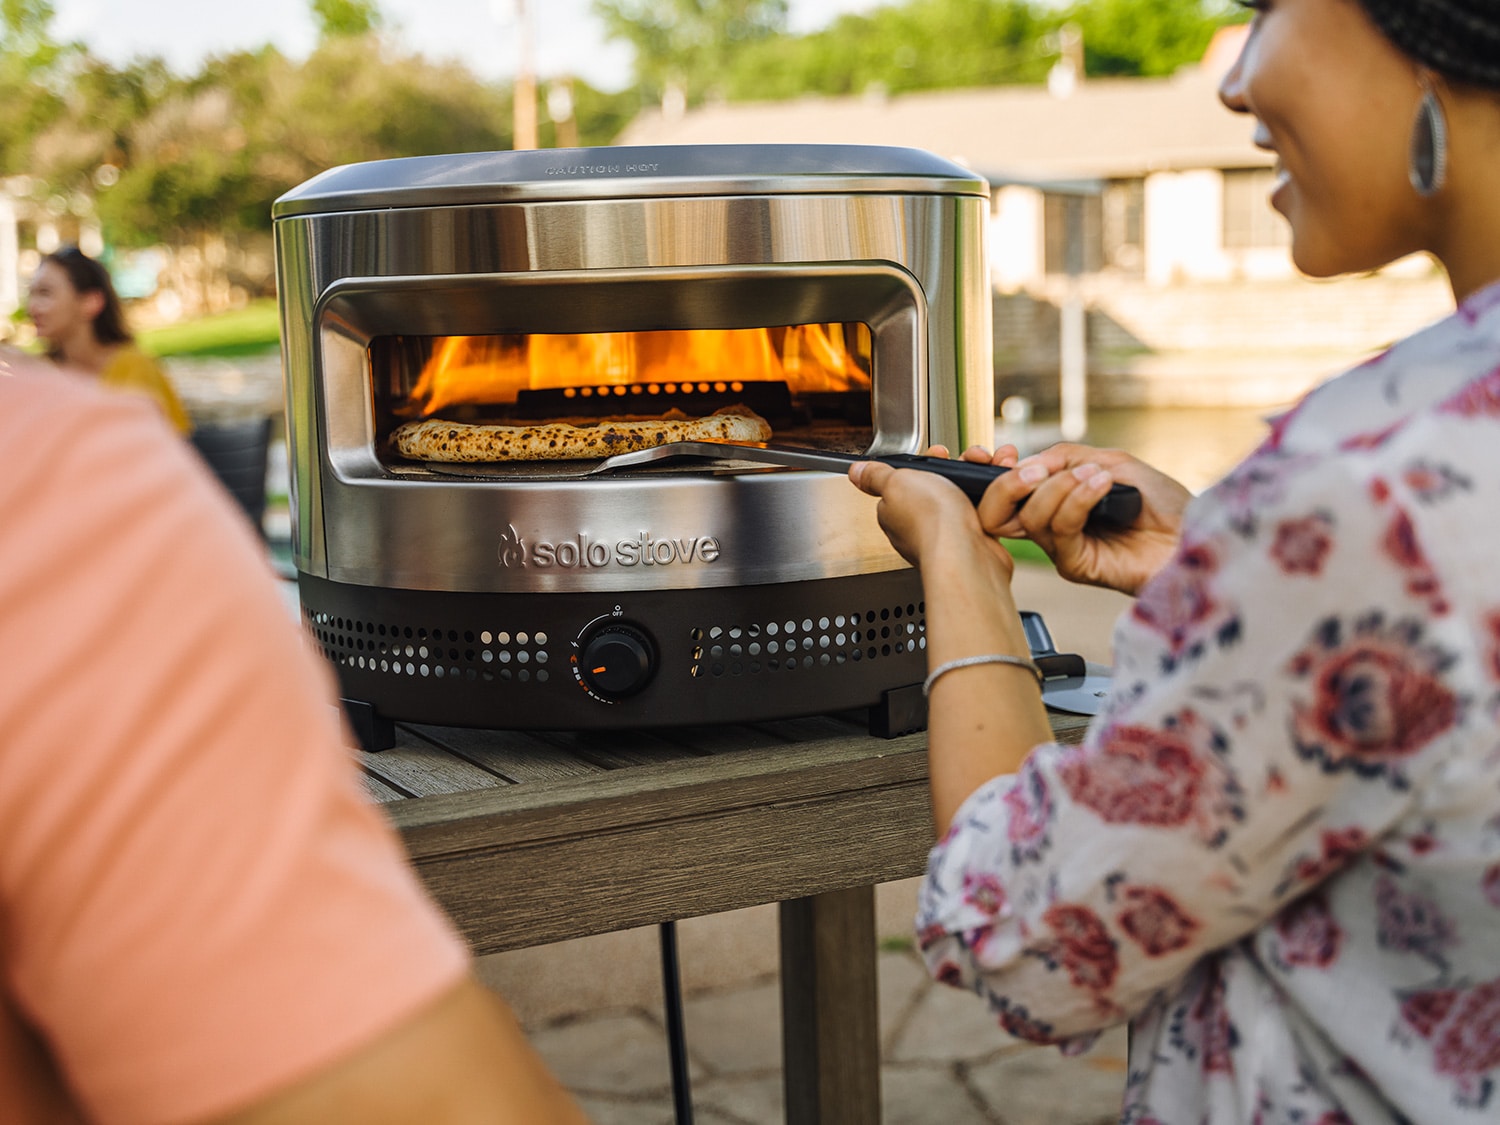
[512,0,538,150]
[548,78,578,149]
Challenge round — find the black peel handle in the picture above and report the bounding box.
[870,454,1143,531]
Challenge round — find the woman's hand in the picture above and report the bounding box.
[847,457,1016,579]
[952,442,1192,596]
[849,453,1050,833]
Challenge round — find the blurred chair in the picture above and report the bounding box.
[191,415,273,536]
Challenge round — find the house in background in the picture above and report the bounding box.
[617,27,1451,410]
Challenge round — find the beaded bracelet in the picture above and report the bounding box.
[922,653,1045,697]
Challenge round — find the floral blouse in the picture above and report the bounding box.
[917,281,1500,1125]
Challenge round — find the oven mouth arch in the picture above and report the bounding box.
[313,262,929,485]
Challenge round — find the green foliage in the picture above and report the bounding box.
[639,0,1239,104]
[97,37,510,245]
[727,0,1054,100]
[0,0,68,174]
[1,0,62,65]
[0,62,61,174]
[26,56,169,192]
[267,36,508,172]
[311,0,383,39]
[1064,0,1240,78]
[593,0,788,102]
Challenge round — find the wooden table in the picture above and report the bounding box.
[359,708,1091,1124]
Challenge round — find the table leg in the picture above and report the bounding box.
[779,885,881,1125]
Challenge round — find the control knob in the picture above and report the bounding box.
[576,622,656,700]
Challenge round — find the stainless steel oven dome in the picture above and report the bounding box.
[274,144,993,746]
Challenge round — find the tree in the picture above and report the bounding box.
[0,0,70,174]
[1064,0,1241,78]
[28,56,170,189]
[592,0,788,105]
[310,0,382,40]
[617,0,1241,104]
[727,0,1051,100]
[98,38,511,248]
[1,0,62,65]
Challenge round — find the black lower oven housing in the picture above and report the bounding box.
[301,569,930,750]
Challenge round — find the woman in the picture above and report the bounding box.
[851,2,1500,1122]
[26,246,193,434]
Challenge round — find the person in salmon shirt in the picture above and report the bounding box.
[0,347,589,1124]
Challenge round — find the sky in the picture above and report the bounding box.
[51,0,886,91]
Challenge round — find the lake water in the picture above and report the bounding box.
[997,405,1275,494]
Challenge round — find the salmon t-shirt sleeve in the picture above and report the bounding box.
[0,372,469,1125]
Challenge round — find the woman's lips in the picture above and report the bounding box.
[1269,161,1291,210]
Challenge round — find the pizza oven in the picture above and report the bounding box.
[272,144,993,748]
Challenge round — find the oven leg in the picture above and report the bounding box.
[341,698,396,753]
[659,921,695,1124]
[868,681,928,738]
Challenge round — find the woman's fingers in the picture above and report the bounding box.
[976,458,1045,537]
[990,443,1021,467]
[847,458,895,497]
[1041,464,1114,541]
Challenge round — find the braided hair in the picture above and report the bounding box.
[1357,0,1500,88]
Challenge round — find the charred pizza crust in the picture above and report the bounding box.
[391,404,772,463]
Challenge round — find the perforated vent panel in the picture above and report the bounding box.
[307,613,554,686]
[689,602,925,679]
[297,569,928,731]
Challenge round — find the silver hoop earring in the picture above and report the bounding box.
[1409,77,1448,197]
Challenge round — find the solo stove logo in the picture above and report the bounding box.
[497,524,721,569]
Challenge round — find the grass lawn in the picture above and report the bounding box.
[138,299,281,358]
[1003,538,1051,565]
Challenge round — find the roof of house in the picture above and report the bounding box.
[614,29,1268,187]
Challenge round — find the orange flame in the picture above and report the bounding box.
[397,324,871,418]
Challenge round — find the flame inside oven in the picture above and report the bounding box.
[396,324,872,419]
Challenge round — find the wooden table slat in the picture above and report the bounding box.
[651,710,866,756]
[532,728,707,770]
[408,723,608,785]
[413,762,931,952]
[389,732,928,850]
[359,771,407,803]
[360,731,509,798]
[745,711,870,745]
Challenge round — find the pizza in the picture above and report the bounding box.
[390,404,772,463]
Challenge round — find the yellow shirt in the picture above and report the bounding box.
[101,345,192,434]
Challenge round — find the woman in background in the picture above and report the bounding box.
[27,244,193,434]
[852,1,1500,1121]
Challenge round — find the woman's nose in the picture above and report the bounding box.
[1219,51,1250,115]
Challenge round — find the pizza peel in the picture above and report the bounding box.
[587,441,1142,531]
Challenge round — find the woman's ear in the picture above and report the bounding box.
[80,289,106,324]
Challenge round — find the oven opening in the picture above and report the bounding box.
[315,265,925,480]
[372,322,874,459]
